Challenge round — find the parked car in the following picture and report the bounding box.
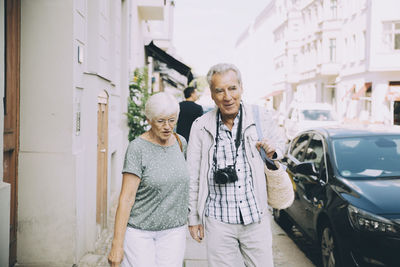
[283,103,338,141]
[274,126,400,267]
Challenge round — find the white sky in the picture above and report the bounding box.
[173,0,270,77]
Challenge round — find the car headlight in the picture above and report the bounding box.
[347,205,398,234]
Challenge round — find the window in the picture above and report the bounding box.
[290,134,311,161]
[330,0,337,19]
[333,136,400,178]
[305,134,324,172]
[293,54,298,66]
[360,31,366,60]
[383,21,400,51]
[352,34,357,61]
[329,38,336,62]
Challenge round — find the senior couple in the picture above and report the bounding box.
[108,63,285,267]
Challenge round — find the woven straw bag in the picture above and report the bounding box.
[264,163,294,210]
[252,104,294,209]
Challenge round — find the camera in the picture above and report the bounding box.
[214,165,238,184]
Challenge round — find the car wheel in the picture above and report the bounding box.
[320,224,341,267]
[272,208,292,230]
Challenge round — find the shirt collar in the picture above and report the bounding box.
[218,107,241,132]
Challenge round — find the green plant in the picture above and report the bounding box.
[126,67,151,141]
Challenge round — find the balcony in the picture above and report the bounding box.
[138,0,165,20]
[317,62,340,76]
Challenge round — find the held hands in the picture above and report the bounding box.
[108,245,124,267]
[189,225,204,243]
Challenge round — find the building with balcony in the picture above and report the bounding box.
[235,0,400,124]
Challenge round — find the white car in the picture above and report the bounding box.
[284,103,339,141]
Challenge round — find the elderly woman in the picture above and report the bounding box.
[108,92,189,267]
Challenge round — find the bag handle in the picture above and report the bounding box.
[252,105,278,170]
[173,132,183,152]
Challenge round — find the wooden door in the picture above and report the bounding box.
[4,0,21,266]
[96,92,108,229]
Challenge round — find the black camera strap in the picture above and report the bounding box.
[213,104,243,170]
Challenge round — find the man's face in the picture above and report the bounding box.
[210,70,243,118]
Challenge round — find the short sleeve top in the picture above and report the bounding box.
[122,135,189,231]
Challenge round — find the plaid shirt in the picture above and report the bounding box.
[205,110,261,225]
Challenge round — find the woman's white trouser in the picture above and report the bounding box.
[121,225,187,267]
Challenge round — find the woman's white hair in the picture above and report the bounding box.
[144,92,180,121]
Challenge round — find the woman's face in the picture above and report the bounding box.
[149,113,178,142]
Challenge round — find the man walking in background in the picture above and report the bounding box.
[177,87,203,141]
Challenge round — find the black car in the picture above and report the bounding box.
[274,127,400,267]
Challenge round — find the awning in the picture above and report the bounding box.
[352,82,372,100]
[145,41,193,83]
[263,90,284,99]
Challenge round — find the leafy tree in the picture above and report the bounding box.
[126,67,151,141]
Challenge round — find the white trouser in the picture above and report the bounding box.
[205,215,274,267]
[121,225,187,267]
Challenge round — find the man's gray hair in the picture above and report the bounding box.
[145,92,180,121]
[206,63,242,87]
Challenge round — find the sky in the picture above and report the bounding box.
[173,0,270,77]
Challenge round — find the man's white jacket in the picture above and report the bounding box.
[187,104,285,226]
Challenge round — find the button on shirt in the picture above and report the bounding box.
[205,111,261,225]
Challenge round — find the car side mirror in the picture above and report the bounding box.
[294,162,318,176]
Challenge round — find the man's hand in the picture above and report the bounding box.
[108,245,124,267]
[189,224,204,243]
[256,139,276,159]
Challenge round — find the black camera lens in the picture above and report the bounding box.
[214,169,229,184]
[214,165,238,184]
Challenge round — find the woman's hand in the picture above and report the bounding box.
[256,139,276,159]
[189,224,204,243]
[108,245,124,267]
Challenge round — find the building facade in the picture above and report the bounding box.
[0,0,177,266]
[235,0,400,124]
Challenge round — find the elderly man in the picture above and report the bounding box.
[187,63,285,267]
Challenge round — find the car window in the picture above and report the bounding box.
[304,134,324,172]
[333,135,400,178]
[289,134,311,161]
[300,109,333,121]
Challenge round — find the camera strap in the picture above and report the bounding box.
[213,104,243,170]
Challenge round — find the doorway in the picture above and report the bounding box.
[97,91,108,229]
[3,0,20,265]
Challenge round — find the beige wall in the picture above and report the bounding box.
[130,0,147,71]
[9,0,165,265]
[18,0,129,265]
[19,0,75,264]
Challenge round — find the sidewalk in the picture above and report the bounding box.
[183,216,315,267]
[79,212,315,267]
